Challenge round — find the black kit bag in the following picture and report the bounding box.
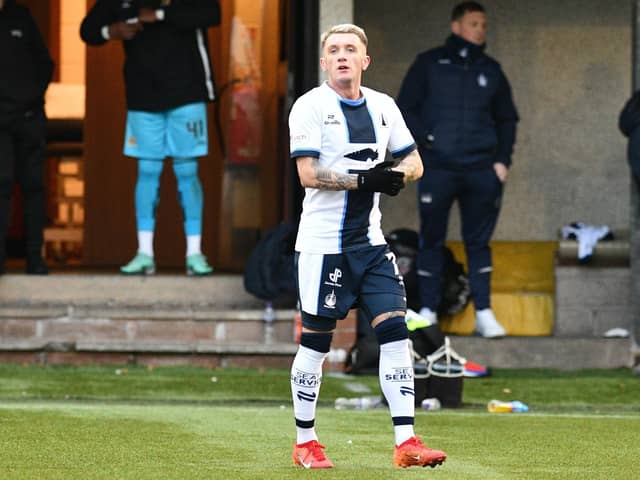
[413,338,464,408]
[386,229,421,311]
[243,222,297,301]
[343,330,380,375]
[438,247,471,317]
[386,229,470,316]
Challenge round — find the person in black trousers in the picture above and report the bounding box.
[0,0,53,274]
[397,1,518,337]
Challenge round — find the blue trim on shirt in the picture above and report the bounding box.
[340,96,366,107]
[391,142,417,159]
[339,191,348,252]
[291,149,320,159]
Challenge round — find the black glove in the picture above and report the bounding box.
[357,161,405,196]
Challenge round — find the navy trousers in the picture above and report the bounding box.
[416,167,503,311]
[0,109,47,263]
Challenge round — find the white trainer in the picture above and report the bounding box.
[418,307,438,325]
[474,309,506,338]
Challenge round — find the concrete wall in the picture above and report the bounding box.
[355,0,632,240]
[319,0,354,83]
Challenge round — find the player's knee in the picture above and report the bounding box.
[172,159,201,194]
[374,316,408,345]
[172,158,198,178]
[300,332,333,353]
[138,159,163,180]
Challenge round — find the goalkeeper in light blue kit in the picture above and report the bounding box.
[80,0,219,275]
[288,23,447,469]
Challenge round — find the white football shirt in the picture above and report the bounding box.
[289,82,416,254]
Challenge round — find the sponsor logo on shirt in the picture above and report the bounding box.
[324,114,341,125]
[10,30,23,38]
[291,133,308,146]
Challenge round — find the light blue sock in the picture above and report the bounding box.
[135,158,164,232]
[172,157,203,236]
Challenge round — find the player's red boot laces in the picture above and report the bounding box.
[393,436,447,468]
[292,440,334,469]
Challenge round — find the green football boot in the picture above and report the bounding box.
[186,254,213,276]
[120,252,155,275]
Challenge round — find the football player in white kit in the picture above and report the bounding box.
[288,24,447,470]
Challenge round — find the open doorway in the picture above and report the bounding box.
[9,0,314,272]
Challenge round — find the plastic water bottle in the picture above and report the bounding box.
[421,397,442,411]
[335,396,381,410]
[487,399,529,413]
[263,301,275,324]
[263,301,275,344]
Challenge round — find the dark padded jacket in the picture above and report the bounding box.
[619,90,640,181]
[397,34,519,170]
[80,0,220,112]
[0,0,53,123]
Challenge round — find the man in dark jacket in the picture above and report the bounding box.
[397,1,518,337]
[0,0,53,274]
[80,0,220,276]
[618,89,640,185]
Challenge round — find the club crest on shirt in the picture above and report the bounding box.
[478,73,488,87]
[10,29,23,38]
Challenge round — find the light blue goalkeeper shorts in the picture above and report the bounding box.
[123,102,208,159]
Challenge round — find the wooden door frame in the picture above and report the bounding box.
[82,0,230,267]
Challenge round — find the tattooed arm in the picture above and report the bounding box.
[296,156,358,191]
[393,149,423,183]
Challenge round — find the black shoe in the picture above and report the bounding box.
[26,257,48,275]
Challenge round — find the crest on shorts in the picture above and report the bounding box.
[323,290,337,309]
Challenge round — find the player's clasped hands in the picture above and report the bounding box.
[108,21,142,40]
[357,161,405,196]
[108,9,158,40]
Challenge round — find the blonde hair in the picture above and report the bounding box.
[320,23,368,50]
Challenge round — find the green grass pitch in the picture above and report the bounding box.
[0,365,638,479]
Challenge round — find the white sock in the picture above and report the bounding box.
[138,231,154,257]
[291,345,327,444]
[379,339,416,445]
[186,235,202,257]
[419,307,438,324]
